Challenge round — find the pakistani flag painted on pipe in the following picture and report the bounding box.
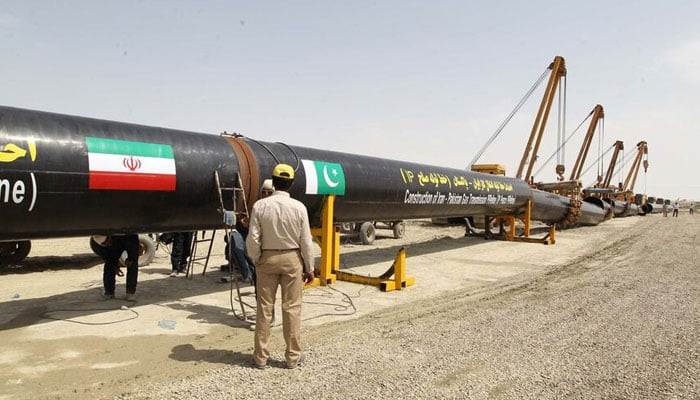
[86,136,177,191]
[302,159,346,195]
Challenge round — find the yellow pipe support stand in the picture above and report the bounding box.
[334,247,415,292]
[486,200,555,245]
[523,198,532,238]
[308,195,338,287]
[307,194,415,291]
[384,247,415,291]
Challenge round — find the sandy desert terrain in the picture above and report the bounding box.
[0,213,697,399]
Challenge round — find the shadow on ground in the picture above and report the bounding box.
[0,252,102,275]
[0,231,482,332]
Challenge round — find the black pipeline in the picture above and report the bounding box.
[0,105,605,241]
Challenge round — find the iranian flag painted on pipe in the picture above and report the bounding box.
[86,137,176,191]
[302,159,346,195]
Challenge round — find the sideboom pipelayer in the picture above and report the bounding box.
[1,106,610,275]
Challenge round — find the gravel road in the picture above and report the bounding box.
[117,215,699,400]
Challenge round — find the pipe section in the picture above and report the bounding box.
[0,106,238,240]
[0,106,603,241]
[579,197,610,226]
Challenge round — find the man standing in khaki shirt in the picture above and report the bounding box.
[246,163,315,369]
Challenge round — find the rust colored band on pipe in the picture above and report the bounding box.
[223,136,260,214]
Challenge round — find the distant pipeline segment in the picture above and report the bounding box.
[0,106,608,241]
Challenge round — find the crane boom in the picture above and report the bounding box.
[516,55,567,181]
[599,140,624,189]
[569,105,604,181]
[622,141,648,193]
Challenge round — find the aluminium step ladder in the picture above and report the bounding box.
[213,170,256,324]
[183,170,248,279]
[184,230,217,279]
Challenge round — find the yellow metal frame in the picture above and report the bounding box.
[481,200,556,245]
[308,195,339,287]
[470,163,506,175]
[335,248,415,291]
[308,195,415,292]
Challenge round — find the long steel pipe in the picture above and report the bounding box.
[605,199,627,217]
[580,197,611,226]
[646,203,662,214]
[0,106,607,241]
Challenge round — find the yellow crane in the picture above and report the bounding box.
[596,140,625,191]
[535,104,605,198]
[516,56,567,182]
[569,105,604,182]
[616,140,648,202]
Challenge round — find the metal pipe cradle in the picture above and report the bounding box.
[0,106,608,241]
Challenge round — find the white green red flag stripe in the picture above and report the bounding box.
[86,137,176,191]
[301,159,345,195]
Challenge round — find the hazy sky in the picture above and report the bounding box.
[2,1,699,200]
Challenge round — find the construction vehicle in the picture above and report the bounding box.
[339,220,405,245]
[532,104,613,225]
[613,140,650,214]
[594,140,625,192]
[535,105,605,196]
[468,56,611,232]
[585,140,650,216]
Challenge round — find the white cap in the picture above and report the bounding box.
[92,235,108,246]
[262,179,274,192]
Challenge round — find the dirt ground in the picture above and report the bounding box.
[0,213,697,399]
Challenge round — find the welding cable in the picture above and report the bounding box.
[232,134,304,176]
[276,141,302,173]
[301,285,362,322]
[41,307,139,325]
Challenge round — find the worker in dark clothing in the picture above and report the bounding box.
[169,231,194,277]
[227,227,255,281]
[221,179,273,279]
[91,234,140,301]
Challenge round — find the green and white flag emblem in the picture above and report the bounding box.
[302,159,346,195]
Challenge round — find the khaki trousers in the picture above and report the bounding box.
[253,250,303,366]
